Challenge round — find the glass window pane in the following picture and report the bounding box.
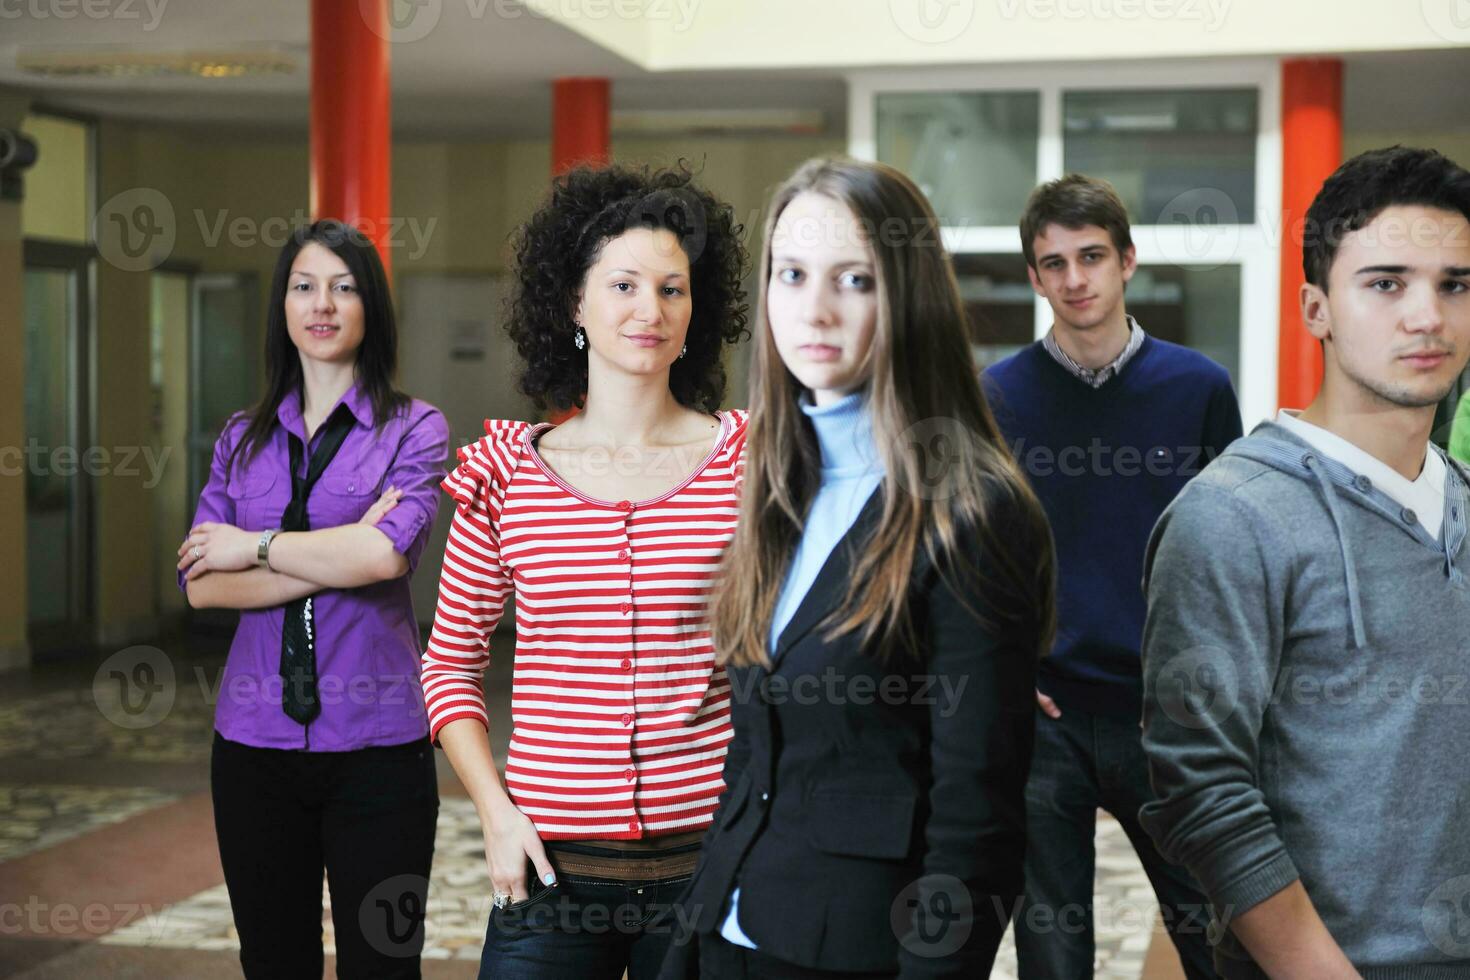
[1130,264,1241,388]
[20,114,92,244]
[953,253,1035,369]
[24,267,77,625]
[1063,89,1256,224]
[877,92,1039,228]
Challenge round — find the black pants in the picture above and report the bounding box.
[211,732,440,979]
[1013,708,1217,980]
[698,934,897,979]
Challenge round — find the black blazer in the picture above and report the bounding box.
[664,490,1038,978]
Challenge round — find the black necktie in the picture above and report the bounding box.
[279,404,356,725]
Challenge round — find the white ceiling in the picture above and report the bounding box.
[0,1,1464,140]
[0,0,848,137]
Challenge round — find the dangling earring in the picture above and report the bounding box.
[574,327,586,350]
[679,344,687,359]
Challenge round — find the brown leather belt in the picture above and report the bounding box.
[546,830,703,882]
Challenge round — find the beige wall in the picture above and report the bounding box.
[73,120,837,648]
[1345,131,1470,168]
[93,119,161,646]
[0,89,31,669]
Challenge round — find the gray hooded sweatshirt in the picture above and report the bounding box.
[1139,420,1470,980]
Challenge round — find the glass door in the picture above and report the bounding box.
[187,274,258,632]
[23,242,94,652]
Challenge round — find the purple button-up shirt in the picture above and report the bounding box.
[181,381,449,751]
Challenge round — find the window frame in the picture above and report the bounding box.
[849,57,1282,426]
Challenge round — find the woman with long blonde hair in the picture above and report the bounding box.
[665,157,1055,979]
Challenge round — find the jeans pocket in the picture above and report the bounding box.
[490,880,563,936]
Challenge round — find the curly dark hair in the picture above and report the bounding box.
[506,162,750,413]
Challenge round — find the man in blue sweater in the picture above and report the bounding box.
[983,174,1240,978]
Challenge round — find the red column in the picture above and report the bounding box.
[551,78,610,175]
[1277,58,1342,410]
[310,0,392,276]
[548,78,610,423]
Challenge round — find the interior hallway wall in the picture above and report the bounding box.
[82,122,839,647]
[0,89,32,670]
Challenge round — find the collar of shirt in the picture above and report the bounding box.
[1043,316,1146,388]
[275,378,373,440]
[1275,408,1447,540]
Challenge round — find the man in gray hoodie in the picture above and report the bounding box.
[1140,145,1470,979]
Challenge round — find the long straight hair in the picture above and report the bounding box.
[226,220,410,476]
[712,157,1055,668]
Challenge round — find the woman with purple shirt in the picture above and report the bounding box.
[177,220,449,979]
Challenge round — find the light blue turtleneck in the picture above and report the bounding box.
[720,389,886,951]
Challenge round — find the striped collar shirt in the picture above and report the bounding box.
[1043,316,1146,388]
[423,411,747,840]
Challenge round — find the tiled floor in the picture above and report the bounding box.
[0,629,1188,979]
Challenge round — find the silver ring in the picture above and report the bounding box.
[192,546,202,560]
[492,893,510,910]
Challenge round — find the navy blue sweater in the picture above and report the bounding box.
[982,335,1242,716]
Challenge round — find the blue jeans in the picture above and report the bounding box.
[478,870,692,980]
[1013,707,1218,980]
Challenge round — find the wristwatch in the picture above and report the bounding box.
[257,528,281,570]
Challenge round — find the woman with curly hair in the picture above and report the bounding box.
[421,163,750,980]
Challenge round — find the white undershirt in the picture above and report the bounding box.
[1276,410,1446,541]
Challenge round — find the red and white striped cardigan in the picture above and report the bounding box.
[422,410,747,840]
